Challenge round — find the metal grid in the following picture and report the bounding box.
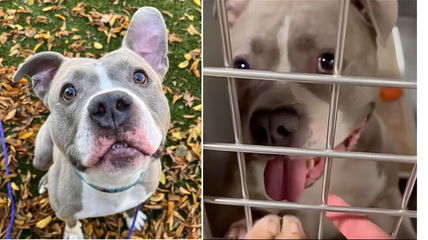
[203,0,417,239]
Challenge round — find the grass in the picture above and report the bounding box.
[0,0,201,238]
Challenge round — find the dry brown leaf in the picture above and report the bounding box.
[4,109,16,120]
[168,33,182,44]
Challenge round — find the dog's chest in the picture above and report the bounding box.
[74,184,149,219]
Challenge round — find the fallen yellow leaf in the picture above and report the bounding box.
[192,104,202,111]
[42,6,54,12]
[1,82,12,90]
[19,131,34,139]
[36,216,52,229]
[190,59,200,71]
[184,53,192,60]
[55,14,66,21]
[179,187,191,195]
[109,15,117,27]
[171,131,184,140]
[11,182,19,191]
[186,24,201,36]
[192,69,200,78]
[94,42,103,49]
[185,13,194,21]
[159,171,166,185]
[172,94,182,104]
[193,0,201,7]
[178,60,189,68]
[33,41,44,52]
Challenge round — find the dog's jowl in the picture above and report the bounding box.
[13,7,170,239]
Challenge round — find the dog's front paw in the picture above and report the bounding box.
[276,215,307,239]
[225,219,248,239]
[124,210,147,231]
[38,174,48,194]
[63,220,84,239]
[245,215,281,239]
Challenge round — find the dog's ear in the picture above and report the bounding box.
[122,7,168,78]
[226,0,249,27]
[359,0,398,46]
[13,52,64,105]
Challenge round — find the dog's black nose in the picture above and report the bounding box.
[88,91,133,129]
[250,108,299,146]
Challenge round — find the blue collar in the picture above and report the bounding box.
[73,168,143,193]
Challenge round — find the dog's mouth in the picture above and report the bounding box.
[93,141,159,170]
[264,114,370,202]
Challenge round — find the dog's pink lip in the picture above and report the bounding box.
[87,141,151,167]
[105,142,150,156]
[102,146,140,159]
[264,114,369,202]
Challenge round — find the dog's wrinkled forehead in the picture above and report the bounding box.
[47,49,162,101]
[230,1,341,72]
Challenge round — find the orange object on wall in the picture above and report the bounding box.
[380,88,403,101]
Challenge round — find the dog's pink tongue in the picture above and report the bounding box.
[264,157,307,202]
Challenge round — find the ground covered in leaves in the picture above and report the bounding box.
[0,0,201,238]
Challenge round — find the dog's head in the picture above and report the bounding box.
[13,7,170,174]
[227,0,397,201]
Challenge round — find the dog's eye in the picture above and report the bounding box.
[317,53,335,73]
[61,85,77,101]
[233,58,250,69]
[133,70,148,84]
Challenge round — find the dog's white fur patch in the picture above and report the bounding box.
[74,183,149,219]
[95,63,114,91]
[63,220,83,239]
[123,210,147,231]
[276,16,291,73]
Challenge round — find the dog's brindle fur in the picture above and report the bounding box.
[211,0,416,238]
[13,7,170,239]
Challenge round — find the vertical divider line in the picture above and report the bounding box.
[216,0,253,230]
[317,0,350,239]
[391,164,417,238]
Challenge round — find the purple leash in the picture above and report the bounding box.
[1,120,15,239]
[127,204,141,239]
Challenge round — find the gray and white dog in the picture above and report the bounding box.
[13,7,170,239]
[222,0,415,238]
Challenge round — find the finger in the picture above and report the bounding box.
[326,194,391,239]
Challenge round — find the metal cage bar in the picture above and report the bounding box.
[203,67,417,89]
[391,164,417,238]
[317,1,350,238]
[204,196,417,218]
[216,0,253,230]
[203,143,416,164]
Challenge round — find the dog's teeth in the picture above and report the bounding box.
[307,159,315,169]
[110,143,129,150]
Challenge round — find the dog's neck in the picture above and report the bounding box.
[77,166,145,191]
